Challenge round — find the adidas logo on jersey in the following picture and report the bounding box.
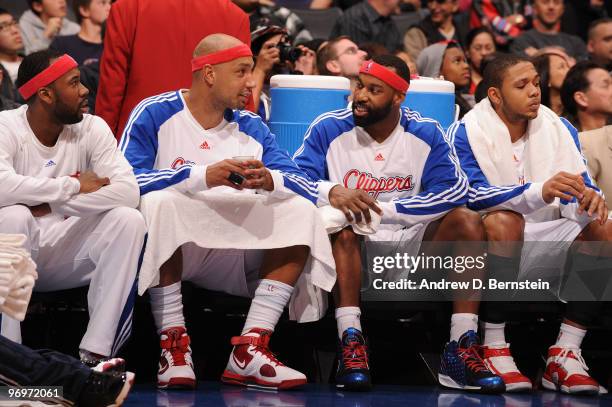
[374,153,385,161]
[200,141,210,150]
[44,160,56,168]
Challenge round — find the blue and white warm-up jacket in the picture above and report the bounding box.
[119,90,322,204]
[293,108,469,227]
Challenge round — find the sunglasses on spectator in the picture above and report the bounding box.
[0,20,18,32]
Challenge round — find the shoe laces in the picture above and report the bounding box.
[162,331,190,367]
[250,331,283,367]
[342,339,369,370]
[459,345,488,373]
[485,345,520,374]
[555,347,589,372]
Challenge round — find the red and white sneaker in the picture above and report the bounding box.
[221,328,307,390]
[157,326,196,389]
[542,346,600,395]
[481,344,532,392]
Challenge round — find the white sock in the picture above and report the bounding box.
[482,322,506,347]
[555,323,586,348]
[450,313,478,342]
[335,306,362,339]
[149,282,185,335]
[242,279,293,335]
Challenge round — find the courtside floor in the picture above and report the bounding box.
[124,382,612,406]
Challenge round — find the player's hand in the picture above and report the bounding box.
[44,17,62,39]
[242,160,274,191]
[578,188,608,225]
[206,159,249,190]
[542,172,585,203]
[293,46,315,75]
[255,39,281,74]
[78,171,110,193]
[329,185,382,224]
[28,203,51,217]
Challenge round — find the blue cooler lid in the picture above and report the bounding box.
[270,75,350,90]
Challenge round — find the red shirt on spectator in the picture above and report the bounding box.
[96,0,251,140]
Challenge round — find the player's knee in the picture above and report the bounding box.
[446,207,485,240]
[484,211,524,241]
[0,205,36,234]
[105,207,147,235]
[140,189,176,210]
[333,227,360,249]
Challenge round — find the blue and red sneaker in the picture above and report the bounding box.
[438,330,505,393]
[335,328,372,391]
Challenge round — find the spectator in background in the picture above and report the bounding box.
[0,9,23,86]
[588,18,612,71]
[19,0,80,55]
[532,48,571,115]
[466,27,496,93]
[50,0,111,66]
[317,36,367,80]
[359,41,389,57]
[233,0,313,44]
[404,0,470,61]
[417,41,472,117]
[580,123,612,210]
[250,25,315,121]
[470,0,532,47]
[96,0,250,139]
[561,61,612,131]
[330,0,402,52]
[510,0,587,60]
[396,50,419,74]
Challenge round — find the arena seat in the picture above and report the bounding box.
[292,7,342,40]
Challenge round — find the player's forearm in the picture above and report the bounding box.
[469,182,547,214]
[0,173,80,207]
[49,178,139,217]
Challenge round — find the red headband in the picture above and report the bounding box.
[359,60,409,93]
[191,44,253,72]
[18,54,78,100]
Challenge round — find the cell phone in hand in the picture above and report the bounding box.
[228,171,246,186]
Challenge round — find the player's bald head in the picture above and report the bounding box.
[193,34,245,58]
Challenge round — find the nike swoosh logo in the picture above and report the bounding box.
[233,353,248,370]
[159,357,169,375]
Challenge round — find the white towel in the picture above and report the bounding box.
[318,205,381,235]
[138,190,337,323]
[464,98,586,185]
[0,234,38,321]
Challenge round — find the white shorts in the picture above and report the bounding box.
[519,218,587,281]
[181,243,264,298]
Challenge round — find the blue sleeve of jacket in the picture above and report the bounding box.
[383,121,468,226]
[120,106,193,196]
[449,121,545,212]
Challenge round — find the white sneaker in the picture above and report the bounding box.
[481,344,532,392]
[157,326,196,389]
[221,328,307,390]
[542,346,600,395]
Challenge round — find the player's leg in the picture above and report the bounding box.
[326,227,370,391]
[542,220,612,396]
[222,245,310,390]
[432,207,505,393]
[0,205,40,343]
[479,210,532,392]
[31,207,145,365]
